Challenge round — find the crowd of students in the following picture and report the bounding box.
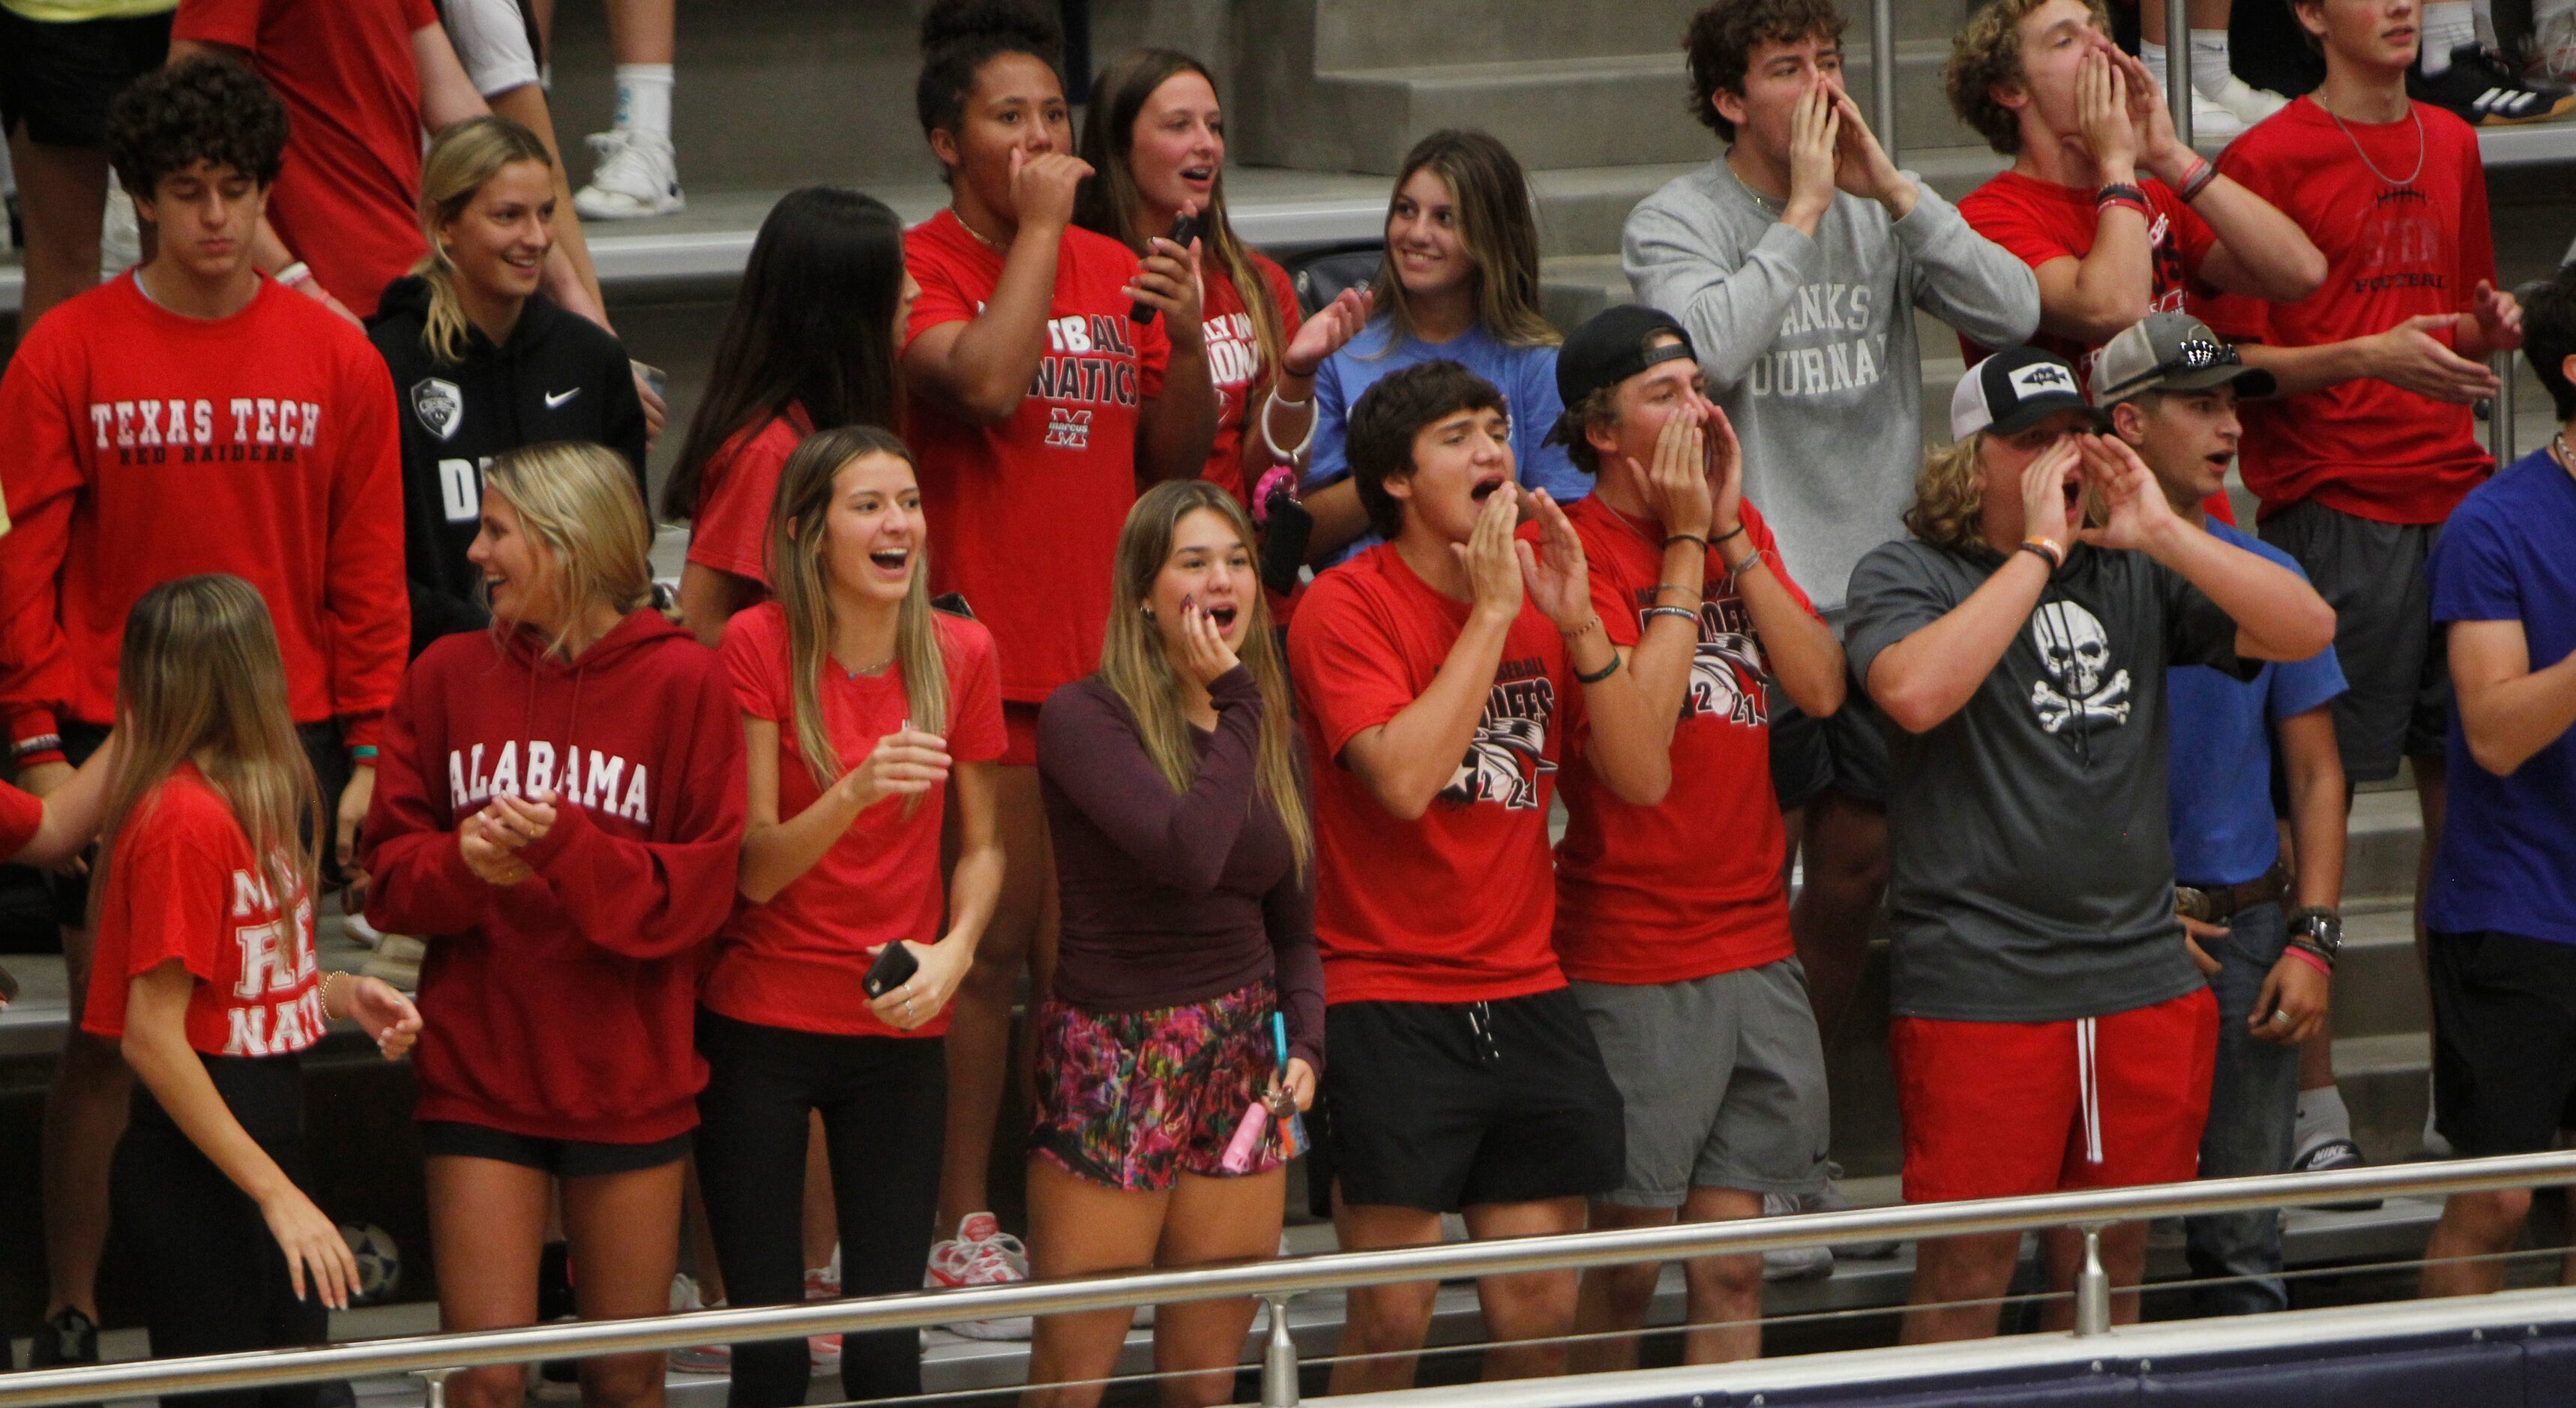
[1,0,2575,1403]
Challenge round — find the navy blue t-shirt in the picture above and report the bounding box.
[2425,448,2576,945]
[2164,523,2347,887]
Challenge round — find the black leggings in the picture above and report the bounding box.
[109,1053,335,1408]
[693,1008,945,1407]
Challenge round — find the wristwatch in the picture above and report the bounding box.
[2285,906,2344,962]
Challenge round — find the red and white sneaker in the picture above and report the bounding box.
[666,1274,730,1374]
[924,1214,1032,1341]
[805,1251,843,1371]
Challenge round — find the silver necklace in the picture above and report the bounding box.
[2321,97,2427,189]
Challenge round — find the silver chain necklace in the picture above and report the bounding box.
[2321,96,2427,189]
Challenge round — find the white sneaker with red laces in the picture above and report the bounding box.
[666,1273,730,1374]
[805,1250,843,1371]
[924,1213,1032,1341]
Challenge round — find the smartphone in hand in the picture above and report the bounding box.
[862,942,920,999]
[1130,211,1202,325]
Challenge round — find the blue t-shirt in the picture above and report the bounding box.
[2162,522,2348,887]
[2425,448,2576,945]
[1303,319,1589,565]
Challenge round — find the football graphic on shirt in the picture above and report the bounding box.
[2027,600,2133,734]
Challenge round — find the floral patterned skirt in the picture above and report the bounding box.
[1030,976,1282,1191]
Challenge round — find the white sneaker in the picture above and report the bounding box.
[1758,1193,1835,1283]
[2533,6,2576,87]
[100,169,142,279]
[2182,85,2246,142]
[2209,73,2290,127]
[574,130,684,220]
[924,1213,1033,1340]
[804,1259,842,1371]
[666,1274,731,1374]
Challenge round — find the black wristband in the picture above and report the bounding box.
[1574,652,1622,685]
[1663,533,1709,552]
[1711,522,1748,545]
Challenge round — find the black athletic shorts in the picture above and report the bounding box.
[2428,929,2576,1157]
[418,1120,693,1178]
[1768,693,1891,813]
[2260,499,2448,783]
[1319,987,1625,1213]
[0,9,174,149]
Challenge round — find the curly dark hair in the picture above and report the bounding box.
[1347,361,1510,542]
[1684,0,1850,141]
[106,55,289,198]
[914,0,1062,139]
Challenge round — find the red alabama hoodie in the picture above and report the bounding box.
[360,609,745,1143]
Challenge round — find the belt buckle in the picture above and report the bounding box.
[2174,886,2213,924]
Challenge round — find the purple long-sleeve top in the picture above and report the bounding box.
[1036,665,1323,1073]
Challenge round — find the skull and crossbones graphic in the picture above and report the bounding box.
[2027,601,2131,734]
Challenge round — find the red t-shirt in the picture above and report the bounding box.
[173,0,439,319]
[81,763,322,1058]
[0,782,40,858]
[708,603,1007,1037]
[1200,253,1304,503]
[1957,170,2217,391]
[903,210,1170,705]
[684,406,812,589]
[2203,98,2496,525]
[1546,496,1808,984]
[1286,544,1577,1005]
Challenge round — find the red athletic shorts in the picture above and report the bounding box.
[1892,987,2217,1204]
[1002,700,1042,768]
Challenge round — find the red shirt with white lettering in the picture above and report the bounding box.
[2202,97,2495,525]
[903,210,1170,704]
[1957,170,2217,390]
[709,603,1007,1038]
[173,0,442,318]
[1286,544,1577,1005]
[684,405,812,589]
[0,273,409,753]
[1199,254,1304,504]
[82,763,323,1058]
[1547,496,1806,984]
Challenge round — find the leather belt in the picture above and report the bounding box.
[2175,861,2290,925]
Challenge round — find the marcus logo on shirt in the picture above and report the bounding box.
[1441,662,1556,811]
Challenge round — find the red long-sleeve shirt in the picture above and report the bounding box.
[361,610,746,1143]
[0,274,408,750]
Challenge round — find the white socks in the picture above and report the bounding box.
[2142,31,2239,99]
[613,63,674,141]
[2421,1,2476,73]
[2294,1084,2353,1155]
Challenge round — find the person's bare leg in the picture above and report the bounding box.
[2035,1223,2149,1329]
[2141,0,2239,45]
[1901,1233,2021,1344]
[562,1161,687,1408]
[1149,1167,1287,1407]
[679,1156,725,1304]
[1787,789,1886,1045]
[939,765,1054,1230]
[1462,1197,1588,1382]
[803,1113,837,1275]
[1568,1203,1675,1374]
[427,1157,555,1408]
[2422,1188,2531,1298]
[2413,756,2448,957]
[1020,1158,1169,1407]
[601,0,674,64]
[40,925,129,1329]
[7,133,112,332]
[1326,1197,1445,1395]
[1673,1188,1765,1365]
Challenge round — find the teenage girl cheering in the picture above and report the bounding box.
[362,443,746,1408]
[900,0,1218,1316]
[666,188,916,646]
[83,575,419,1407]
[1023,479,1319,1407]
[696,424,1007,1405]
[1073,48,1371,505]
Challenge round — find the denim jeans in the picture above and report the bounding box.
[2182,899,2300,1314]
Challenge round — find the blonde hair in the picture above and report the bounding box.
[1943,0,2113,155]
[1901,435,1990,553]
[1373,129,1559,352]
[412,116,556,364]
[481,442,654,657]
[1098,480,1311,876]
[766,426,951,789]
[90,575,316,934]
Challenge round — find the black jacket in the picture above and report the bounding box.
[369,278,650,658]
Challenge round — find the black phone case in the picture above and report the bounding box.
[861,942,920,999]
[1129,213,1202,324]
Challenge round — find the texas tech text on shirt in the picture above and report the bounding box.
[89,396,325,466]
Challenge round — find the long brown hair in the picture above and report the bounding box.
[1372,129,1558,352]
[1902,435,1990,553]
[481,442,656,658]
[1098,480,1310,876]
[1075,49,1287,409]
[89,575,317,933]
[766,425,951,789]
[412,115,556,364]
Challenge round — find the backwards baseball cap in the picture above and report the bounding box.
[1948,346,2107,441]
[1544,304,1698,445]
[2090,312,2277,406]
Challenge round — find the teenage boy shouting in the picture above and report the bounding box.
[1847,347,2333,1342]
[1622,0,2038,1155]
[0,56,408,1370]
[2416,266,2576,1300]
[1538,306,1848,1365]
[1286,360,1670,1392]
[2098,313,2350,1316]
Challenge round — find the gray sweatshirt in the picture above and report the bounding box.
[1624,159,2039,610]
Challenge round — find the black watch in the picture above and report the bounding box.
[2285,906,2344,960]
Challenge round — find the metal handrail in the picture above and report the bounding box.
[3,1149,2571,1408]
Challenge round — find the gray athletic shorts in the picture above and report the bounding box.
[1573,958,1832,1208]
[2259,499,2447,783]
